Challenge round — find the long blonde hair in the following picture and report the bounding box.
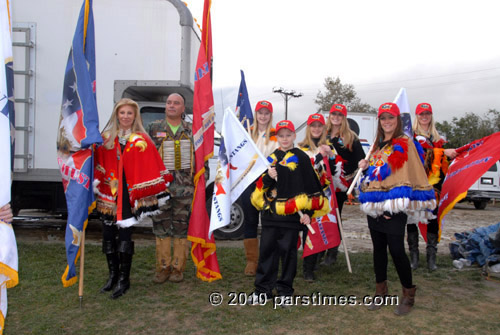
[326,115,357,150]
[250,111,274,145]
[102,98,147,149]
[298,124,328,151]
[413,114,441,142]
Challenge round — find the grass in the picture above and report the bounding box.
[4,241,500,335]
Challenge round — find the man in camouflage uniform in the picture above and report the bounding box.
[148,93,197,283]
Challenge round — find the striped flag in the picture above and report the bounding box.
[0,0,18,333]
[187,0,221,282]
[57,0,102,287]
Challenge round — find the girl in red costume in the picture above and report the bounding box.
[406,103,457,271]
[94,98,171,299]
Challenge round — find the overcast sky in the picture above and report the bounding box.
[187,0,500,128]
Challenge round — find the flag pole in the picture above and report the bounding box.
[346,142,375,196]
[78,230,85,307]
[245,119,251,134]
[335,207,352,273]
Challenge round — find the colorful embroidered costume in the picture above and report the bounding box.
[359,136,436,222]
[415,133,449,187]
[251,148,329,220]
[94,132,171,227]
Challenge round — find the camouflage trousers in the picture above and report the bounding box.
[152,196,192,238]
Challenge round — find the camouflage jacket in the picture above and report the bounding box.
[147,118,208,197]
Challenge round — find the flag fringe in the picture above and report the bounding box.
[188,236,222,282]
[438,190,468,242]
[0,263,18,289]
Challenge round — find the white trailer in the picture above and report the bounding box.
[11,0,201,214]
[346,112,376,154]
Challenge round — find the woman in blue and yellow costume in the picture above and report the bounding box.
[94,98,171,299]
[358,102,436,315]
[406,102,457,271]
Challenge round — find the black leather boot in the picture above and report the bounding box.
[321,247,338,266]
[303,253,318,282]
[426,233,438,271]
[407,231,419,270]
[111,241,134,299]
[100,240,119,293]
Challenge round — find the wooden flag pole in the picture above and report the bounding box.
[78,230,86,307]
[245,119,251,133]
[298,210,315,234]
[336,207,352,273]
[346,142,375,196]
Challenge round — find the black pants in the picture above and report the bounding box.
[102,223,133,243]
[369,219,412,288]
[242,183,259,239]
[255,225,299,297]
[407,217,439,235]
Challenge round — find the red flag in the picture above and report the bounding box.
[187,0,221,282]
[302,157,341,258]
[438,132,500,239]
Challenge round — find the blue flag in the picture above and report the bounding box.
[56,0,102,287]
[236,70,253,129]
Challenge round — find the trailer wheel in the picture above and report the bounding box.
[205,184,245,240]
[473,200,488,210]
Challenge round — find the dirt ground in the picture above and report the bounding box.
[214,200,500,256]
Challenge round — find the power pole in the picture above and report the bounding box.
[272,87,303,120]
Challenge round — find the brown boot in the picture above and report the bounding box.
[153,237,172,284]
[169,238,188,283]
[243,238,259,276]
[394,285,417,316]
[367,280,388,311]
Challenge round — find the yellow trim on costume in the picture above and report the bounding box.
[274,194,330,218]
[61,201,96,287]
[428,148,445,185]
[250,185,267,210]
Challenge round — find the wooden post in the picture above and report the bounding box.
[78,230,85,307]
[347,142,375,196]
[298,210,315,234]
[336,208,352,273]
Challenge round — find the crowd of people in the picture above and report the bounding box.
[1,94,456,316]
[90,94,457,316]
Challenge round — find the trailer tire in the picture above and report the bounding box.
[473,200,488,210]
[205,183,245,240]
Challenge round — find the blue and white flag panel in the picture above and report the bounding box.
[0,0,15,206]
[236,70,253,128]
[57,0,102,287]
[209,108,269,236]
[393,87,412,137]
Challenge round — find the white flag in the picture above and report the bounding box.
[209,108,269,237]
[1,1,19,333]
[393,87,412,137]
